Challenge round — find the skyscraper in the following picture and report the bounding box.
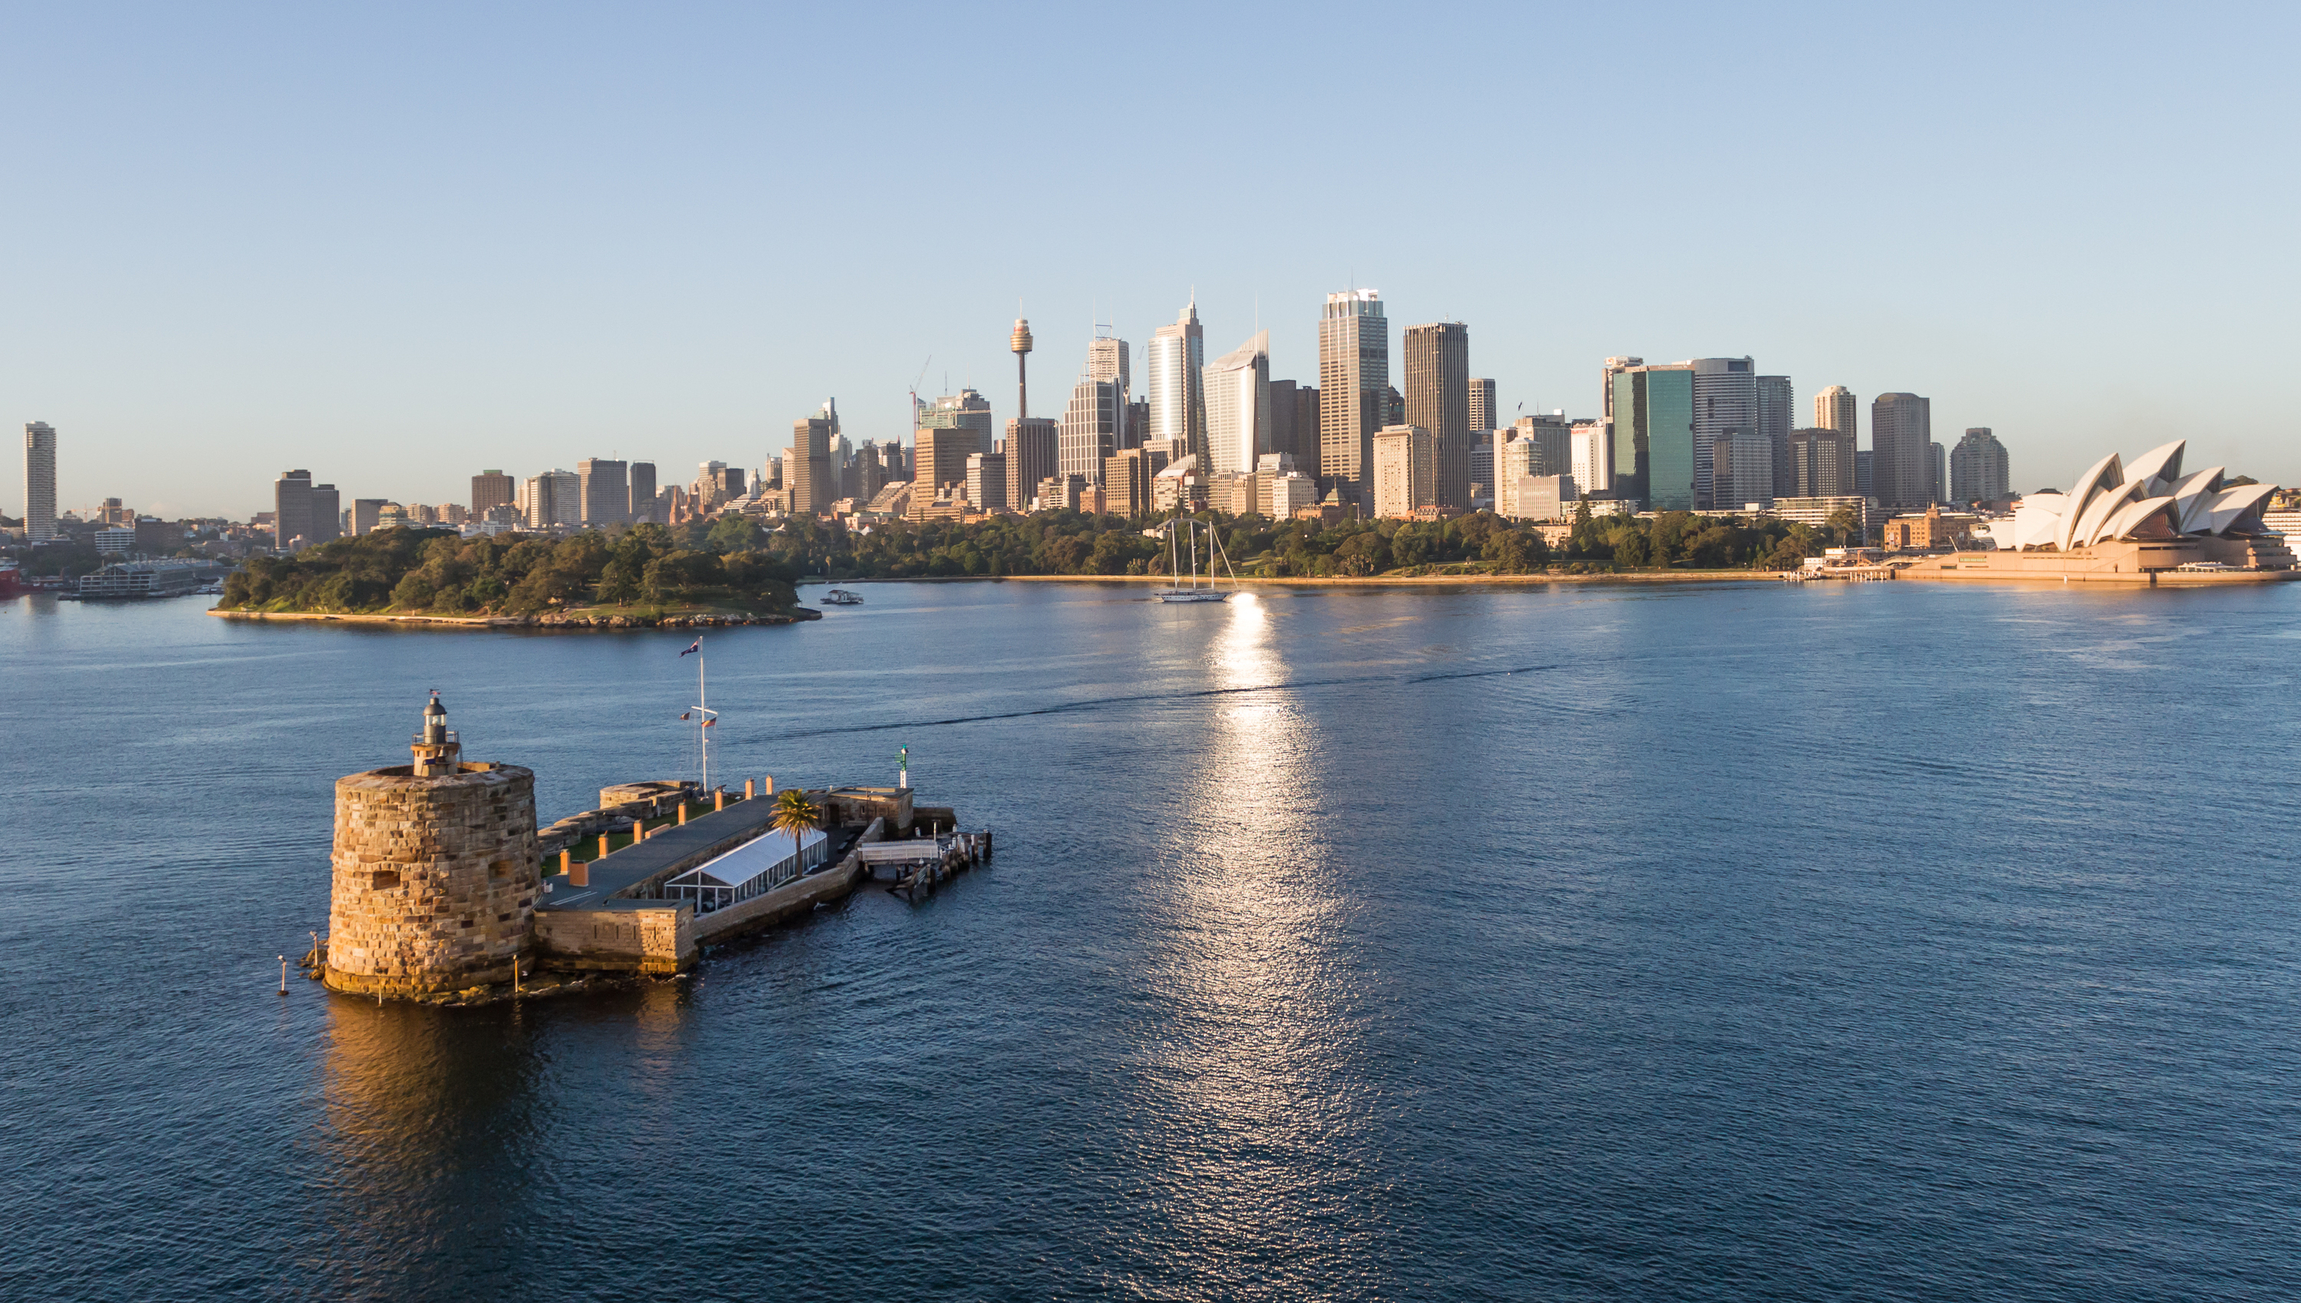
[1756,374,1794,498]
[1087,334,1130,389]
[1928,441,1946,506]
[1146,300,1205,464]
[1950,427,2010,504]
[1268,379,1299,462]
[1788,429,1858,497]
[1405,322,1470,509]
[1468,378,1498,436]
[787,411,834,516]
[965,452,1008,513]
[1870,392,1932,509]
[274,469,313,552]
[1004,418,1059,511]
[308,484,341,544]
[1373,425,1435,519]
[1814,386,1857,441]
[1690,357,1756,510]
[629,463,657,521]
[917,389,994,452]
[23,422,56,542]
[1292,386,1321,480]
[1202,331,1272,477]
[1319,289,1388,503]
[471,470,514,516]
[577,458,630,526]
[1571,420,1611,495]
[1059,376,1124,485]
[1609,363,1696,510]
[523,470,580,529]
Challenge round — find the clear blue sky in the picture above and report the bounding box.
[4,1,2295,518]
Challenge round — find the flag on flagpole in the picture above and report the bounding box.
[680,712,691,720]
[679,638,701,657]
[702,718,716,728]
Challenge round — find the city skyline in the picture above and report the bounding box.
[3,6,2296,517]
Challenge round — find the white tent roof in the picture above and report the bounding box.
[667,824,826,890]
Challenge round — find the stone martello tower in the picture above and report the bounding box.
[324,693,539,998]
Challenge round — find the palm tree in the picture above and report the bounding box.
[768,788,819,876]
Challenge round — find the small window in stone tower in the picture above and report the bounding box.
[489,859,511,880]
[371,870,400,890]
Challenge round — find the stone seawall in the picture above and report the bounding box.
[325,763,539,997]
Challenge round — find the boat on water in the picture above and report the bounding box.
[0,562,26,599]
[1152,515,1236,602]
[819,588,864,606]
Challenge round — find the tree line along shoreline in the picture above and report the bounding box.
[216,503,1866,617]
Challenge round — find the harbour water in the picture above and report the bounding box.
[3,580,2297,1300]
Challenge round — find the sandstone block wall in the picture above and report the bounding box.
[325,763,539,997]
[532,902,694,975]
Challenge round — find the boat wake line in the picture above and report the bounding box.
[774,662,1569,739]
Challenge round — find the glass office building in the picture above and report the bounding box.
[1609,365,1696,511]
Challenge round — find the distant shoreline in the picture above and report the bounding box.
[207,608,818,629]
[860,570,1785,587]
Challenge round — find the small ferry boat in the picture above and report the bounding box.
[819,588,864,605]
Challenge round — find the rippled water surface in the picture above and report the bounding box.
[4,579,2299,1301]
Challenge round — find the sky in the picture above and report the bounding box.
[3,1,2296,519]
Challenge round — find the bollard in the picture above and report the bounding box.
[764,775,775,796]
[744,779,755,800]
[278,956,287,995]
[678,804,688,825]
[570,860,589,888]
[560,849,571,875]
[599,833,611,859]
[715,789,725,812]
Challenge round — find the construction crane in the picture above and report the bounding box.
[908,356,931,436]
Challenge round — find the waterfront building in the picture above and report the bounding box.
[1979,440,2291,578]
[1319,289,1388,505]
[94,525,134,555]
[274,469,313,552]
[1496,432,1577,520]
[353,499,389,535]
[1929,440,1947,506]
[1788,428,1858,498]
[1508,414,1574,476]
[1814,386,1857,442]
[1152,455,1206,513]
[1468,378,1498,436]
[1146,301,1206,464]
[1757,374,1795,499]
[966,452,1009,513]
[1202,331,1273,477]
[23,421,56,542]
[1571,420,1611,496]
[1468,439,1493,504]
[1871,392,1932,510]
[1880,504,1978,551]
[1951,427,2011,505]
[1059,375,1125,485]
[1372,424,1435,519]
[1690,357,1757,510]
[1856,450,1873,498]
[472,469,514,516]
[578,458,630,527]
[1405,322,1471,509]
[1609,362,1696,511]
[1770,495,1870,538]
[1713,430,1774,510]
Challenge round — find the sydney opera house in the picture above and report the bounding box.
[1902,440,2294,584]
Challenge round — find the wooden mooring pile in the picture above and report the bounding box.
[857,830,994,902]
